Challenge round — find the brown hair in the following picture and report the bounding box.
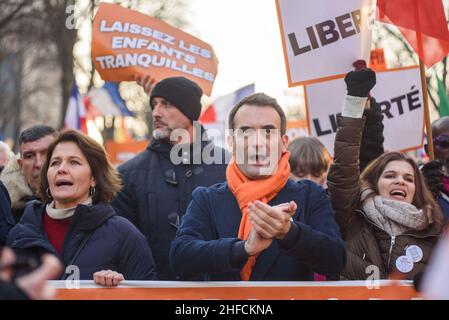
[228,93,287,135]
[288,137,332,178]
[360,152,444,227]
[38,129,122,204]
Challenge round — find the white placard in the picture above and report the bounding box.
[305,67,424,155]
[276,0,373,85]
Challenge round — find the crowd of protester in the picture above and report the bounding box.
[0,63,448,299]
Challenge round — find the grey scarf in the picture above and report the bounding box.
[361,189,432,236]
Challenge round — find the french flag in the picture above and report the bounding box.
[200,84,255,124]
[200,84,255,148]
[65,82,88,134]
[83,81,134,117]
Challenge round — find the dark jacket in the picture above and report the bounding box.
[170,179,346,281]
[7,201,157,281]
[420,160,449,221]
[0,281,28,300]
[359,99,384,172]
[112,136,229,280]
[0,156,35,223]
[437,193,449,221]
[328,116,443,280]
[0,181,14,245]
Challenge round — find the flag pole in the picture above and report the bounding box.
[419,60,435,160]
[414,0,434,160]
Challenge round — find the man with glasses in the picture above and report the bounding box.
[422,116,449,220]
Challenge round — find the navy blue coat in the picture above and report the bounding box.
[112,137,228,279]
[170,179,346,281]
[7,201,157,280]
[437,193,449,222]
[0,181,14,246]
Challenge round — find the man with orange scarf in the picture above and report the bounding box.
[170,93,346,281]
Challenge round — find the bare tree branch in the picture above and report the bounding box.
[382,25,416,62]
[427,76,439,112]
[442,57,447,87]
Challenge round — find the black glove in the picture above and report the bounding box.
[344,68,376,97]
[421,159,444,199]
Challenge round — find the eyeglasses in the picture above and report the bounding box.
[433,135,449,148]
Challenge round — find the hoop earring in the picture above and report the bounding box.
[90,186,96,198]
[46,187,52,199]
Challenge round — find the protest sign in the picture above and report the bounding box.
[286,120,310,141]
[53,280,420,300]
[305,66,424,155]
[92,3,218,95]
[276,0,372,86]
[106,140,148,166]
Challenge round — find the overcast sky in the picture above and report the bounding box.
[186,0,290,99]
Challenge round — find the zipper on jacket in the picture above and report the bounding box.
[387,235,396,268]
[354,208,440,272]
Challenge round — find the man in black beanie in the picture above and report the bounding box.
[112,75,229,280]
[150,77,203,141]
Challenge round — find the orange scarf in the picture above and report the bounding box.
[226,152,290,281]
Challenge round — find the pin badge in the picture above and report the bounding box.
[395,255,414,273]
[406,245,423,263]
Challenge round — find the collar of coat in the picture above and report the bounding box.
[8,201,117,260]
[0,156,34,210]
[23,200,116,233]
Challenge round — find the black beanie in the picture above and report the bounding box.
[150,77,203,121]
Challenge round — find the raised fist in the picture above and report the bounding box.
[344,68,376,97]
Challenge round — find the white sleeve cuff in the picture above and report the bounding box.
[341,95,368,119]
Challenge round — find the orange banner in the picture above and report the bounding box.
[370,48,388,71]
[92,3,218,96]
[106,140,148,166]
[54,281,421,300]
[287,120,308,130]
[286,120,310,140]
